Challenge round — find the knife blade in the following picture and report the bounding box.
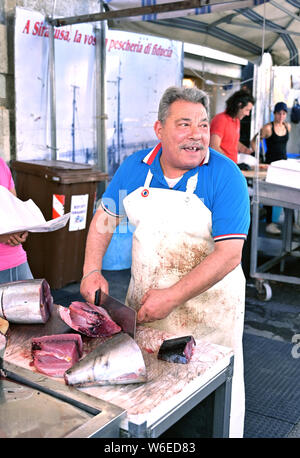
[94,289,136,339]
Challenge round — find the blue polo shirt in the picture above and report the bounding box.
[101,144,250,242]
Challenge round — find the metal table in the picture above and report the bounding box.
[250,180,300,299]
[0,360,126,438]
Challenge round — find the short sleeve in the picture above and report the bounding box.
[210,113,225,138]
[0,158,15,190]
[211,163,250,241]
[101,163,128,217]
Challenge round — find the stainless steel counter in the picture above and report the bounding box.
[250,180,300,298]
[0,360,126,438]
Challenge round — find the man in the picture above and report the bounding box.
[80,86,250,437]
[210,89,255,163]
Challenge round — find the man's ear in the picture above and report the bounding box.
[154,120,163,140]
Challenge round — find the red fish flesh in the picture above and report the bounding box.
[157,335,196,364]
[31,333,83,378]
[59,301,121,338]
[0,279,53,324]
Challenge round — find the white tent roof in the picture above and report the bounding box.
[51,0,300,66]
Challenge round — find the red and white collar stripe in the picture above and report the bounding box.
[143,143,162,165]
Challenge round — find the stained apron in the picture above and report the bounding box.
[123,169,246,437]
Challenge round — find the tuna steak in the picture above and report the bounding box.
[64,332,147,386]
[31,333,83,378]
[59,301,121,338]
[0,279,53,324]
[157,335,196,364]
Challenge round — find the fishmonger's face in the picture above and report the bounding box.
[154,100,209,177]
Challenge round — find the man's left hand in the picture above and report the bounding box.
[137,288,179,323]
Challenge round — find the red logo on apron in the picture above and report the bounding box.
[141,189,149,197]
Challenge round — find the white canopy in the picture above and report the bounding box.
[51,0,300,66]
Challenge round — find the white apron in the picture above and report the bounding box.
[123,169,246,438]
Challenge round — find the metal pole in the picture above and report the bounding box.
[95,1,108,194]
[71,85,79,162]
[48,0,239,27]
[48,23,57,160]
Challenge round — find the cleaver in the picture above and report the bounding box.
[94,289,136,339]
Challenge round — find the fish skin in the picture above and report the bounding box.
[157,335,196,364]
[64,332,147,387]
[0,279,53,324]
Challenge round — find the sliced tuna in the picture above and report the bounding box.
[64,332,147,386]
[59,301,121,338]
[157,335,196,364]
[0,279,53,324]
[31,333,83,378]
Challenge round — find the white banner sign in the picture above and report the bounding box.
[69,194,89,231]
[15,8,182,172]
[105,29,183,177]
[15,7,96,162]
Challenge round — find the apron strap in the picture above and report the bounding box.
[186,173,198,195]
[144,169,153,189]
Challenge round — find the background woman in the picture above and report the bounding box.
[0,157,33,283]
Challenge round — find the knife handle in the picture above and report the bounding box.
[94,289,101,306]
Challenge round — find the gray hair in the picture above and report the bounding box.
[158,86,210,124]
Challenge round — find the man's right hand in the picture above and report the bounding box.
[80,270,109,305]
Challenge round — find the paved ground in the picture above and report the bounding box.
[244,279,300,438]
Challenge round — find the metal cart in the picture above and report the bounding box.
[250,179,300,300]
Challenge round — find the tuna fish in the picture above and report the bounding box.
[64,332,147,386]
[31,333,83,378]
[0,279,53,324]
[59,301,121,338]
[157,335,196,364]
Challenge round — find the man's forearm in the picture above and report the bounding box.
[137,239,244,323]
[83,208,119,276]
[171,240,243,305]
